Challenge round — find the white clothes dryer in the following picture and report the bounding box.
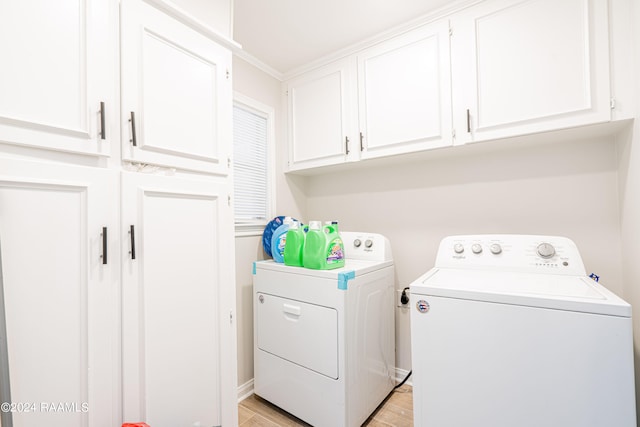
[410,234,636,427]
[253,231,395,427]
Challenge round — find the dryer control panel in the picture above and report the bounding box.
[435,234,586,276]
[341,231,393,262]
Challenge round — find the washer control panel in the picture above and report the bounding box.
[536,242,555,259]
[436,234,586,276]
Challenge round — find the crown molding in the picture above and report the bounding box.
[233,50,285,81]
[281,0,482,80]
[143,0,242,51]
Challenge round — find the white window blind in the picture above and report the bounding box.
[233,101,270,228]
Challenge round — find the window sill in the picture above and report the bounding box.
[235,223,266,238]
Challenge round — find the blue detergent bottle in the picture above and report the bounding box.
[271,216,293,263]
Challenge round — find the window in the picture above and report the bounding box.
[233,93,274,235]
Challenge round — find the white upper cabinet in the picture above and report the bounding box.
[450,0,610,144]
[357,21,453,159]
[286,21,451,171]
[0,0,116,157]
[285,0,614,173]
[121,0,232,175]
[286,57,356,171]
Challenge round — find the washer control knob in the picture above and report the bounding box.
[354,239,362,248]
[537,242,556,259]
[471,243,483,254]
[453,243,464,254]
[490,243,502,255]
[364,239,373,248]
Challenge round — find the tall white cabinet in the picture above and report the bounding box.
[119,2,237,425]
[0,0,237,426]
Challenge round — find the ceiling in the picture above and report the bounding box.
[233,0,456,76]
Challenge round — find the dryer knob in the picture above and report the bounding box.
[472,243,483,254]
[537,242,556,259]
[354,239,362,248]
[365,239,373,248]
[490,244,502,255]
[454,243,464,254]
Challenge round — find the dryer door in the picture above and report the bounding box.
[256,293,338,379]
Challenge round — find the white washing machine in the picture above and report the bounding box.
[253,231,395,427]
[410,234,636,427]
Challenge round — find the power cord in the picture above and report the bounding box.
[395,286,412,389]
[400,286,410,305]
[395,370,412,389]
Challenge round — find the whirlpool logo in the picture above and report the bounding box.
[416,299,430,314]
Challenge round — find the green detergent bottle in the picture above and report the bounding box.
[303,221,324,269]
[303,221,345,270]
[324,223,345,269]
[284,220,305,267]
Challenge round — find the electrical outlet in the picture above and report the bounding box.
[397,289,410,308]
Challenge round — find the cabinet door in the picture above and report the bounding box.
[286,58,356,171]
[0,159,118,426]
[121,0,232,175]
[451,0,610,144]
[121,172,237,427]
[357,21,453,159]
[0,0,116,157]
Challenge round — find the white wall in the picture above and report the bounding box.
[306,137,624,371]
[617,0,640,422]
[232,56,307,393]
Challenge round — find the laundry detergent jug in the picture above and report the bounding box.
[271,216,293,263]
[324,223,345,269]
[303,221,344,270]
[283,220,305,267]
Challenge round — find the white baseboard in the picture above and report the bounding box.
[237,379,254,402]
[394,367,413,387]
[238,367,411,402]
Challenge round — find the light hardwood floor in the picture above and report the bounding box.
[238,385,413,427]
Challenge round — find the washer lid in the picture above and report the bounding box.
[412,268,631,317]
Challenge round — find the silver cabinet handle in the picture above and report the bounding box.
[99,101,106,140]
[101,227,108,265]
[129,225,136,260]
[129,112,137,146]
